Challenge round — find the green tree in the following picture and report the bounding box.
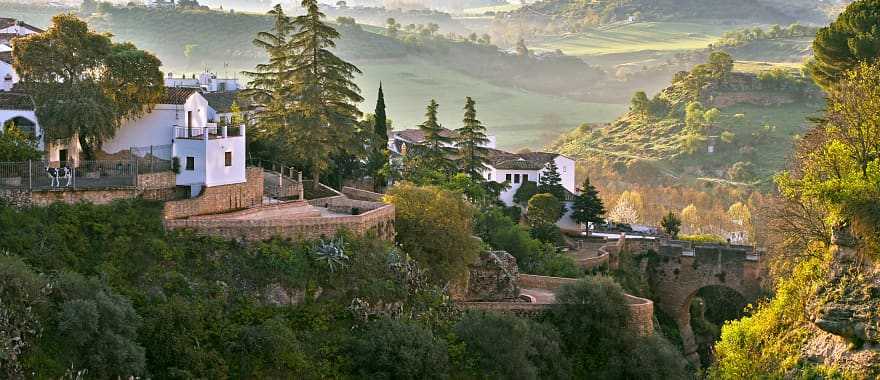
[417,99,455,173]
[630,91,650,117]
[0,256,49,379]
[660,211,681,239]
[527,193,563,226]
[385,17,399,38]
[0,124,42,161]
[367,83,390,190]
[455,97,490,178]
[350,318,449,379]
[288,0,364,188]
[513,180,539,206]
[685,101,705,132]
[810,0,880,90]
[384,183,481,284]
[538,160,566,201]
[13,14,163,159]
[707,51,734,79]
[571,178,605,229]
[454,311,571,379]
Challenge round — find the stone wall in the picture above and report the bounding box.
[164,167,263,220]
[464,251,519,302]
[341,186,385,202]
[517,274,654,336]
[1,171,181,207]
[165,202,396,241]
[307,195,384,214]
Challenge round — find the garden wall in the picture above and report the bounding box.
[163,167,263,219]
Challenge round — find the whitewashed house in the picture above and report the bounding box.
[45,87,246,196]
[0,51,19,92]
[0,92,43,150]
[387,127,581,230]
[164,72,241,93]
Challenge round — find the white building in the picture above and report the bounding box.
[164,72,241,93]
[388,127,497,155]
[46,87,246,196]
[388,127,581,231]
[0,92,44,150]
[0,51,18,92]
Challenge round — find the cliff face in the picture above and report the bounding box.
[801,229,880,377]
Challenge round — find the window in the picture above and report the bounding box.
[487,173,492,181]
[224,152,232,167]
[523,174,529,182]
[514,174,520,184]
[185,156,195,171]
[505,174,512,182]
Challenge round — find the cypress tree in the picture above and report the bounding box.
[367,84,389,190]
[374,83,388,140]
[288,0,364,188]
[571,178,606,229]
[455,97,490,178]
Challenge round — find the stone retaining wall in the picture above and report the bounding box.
[164,203,395,241]
[1,171,181,207]
[164,167,263,220]
[341,186,385,202]
[307,195,384,214]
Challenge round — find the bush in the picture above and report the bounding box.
[454,311,571,379]
[527,193,562,226]
[384,182,481,284]
[513,180,539,205]
[350,318,450,379]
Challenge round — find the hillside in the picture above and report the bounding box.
[548,53,824,187]
[3,3,627,150]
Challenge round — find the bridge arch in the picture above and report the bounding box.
[647,243,764,366]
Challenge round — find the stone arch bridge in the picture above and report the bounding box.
[641,240,765,365]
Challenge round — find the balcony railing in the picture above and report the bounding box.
[174,124,244,140]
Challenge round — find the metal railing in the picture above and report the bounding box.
[0,158,169,191]
[173,125,243,140]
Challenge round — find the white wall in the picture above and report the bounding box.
[550,155,576,194]
[204,135,246,186]
[489,168,539,206]
[174,138,206,186]
[0,60,19,92]
[101,106,177,153]
[0,109,42,150]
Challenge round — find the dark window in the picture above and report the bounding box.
[224,152,232,167]
[185,156,195,171]
[505,174,512,182]
[523,174,529,182]
[514,174,520,184]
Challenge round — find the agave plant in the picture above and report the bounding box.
[313,237,349,272]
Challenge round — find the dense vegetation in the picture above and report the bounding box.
[0,197,688,378]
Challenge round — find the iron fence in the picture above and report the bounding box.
[0,158,170,191]
[129,145,173,174]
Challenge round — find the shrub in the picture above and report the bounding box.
[527,193,562,226]
[454,311,571,379]
[350,318,450,379]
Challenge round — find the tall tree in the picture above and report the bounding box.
[538,160,565,201]
[13,15,163,159]
[571,178,605,230]
[366,83,389,190]
[810,0,880,90]
[289,0,364,188]
[455,97,490,178]
[418,99,454,172]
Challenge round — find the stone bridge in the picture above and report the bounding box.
[644,241,765,365]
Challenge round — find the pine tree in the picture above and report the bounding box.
[538,160,565,201]
[418,99,454,172]
[242,5,293,132]
[455,97,490,178]
[571,178,605,230]
[287,0,364,188]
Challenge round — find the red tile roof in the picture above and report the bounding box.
[161,87,200,105]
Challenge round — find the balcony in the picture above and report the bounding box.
[173,124,244,140]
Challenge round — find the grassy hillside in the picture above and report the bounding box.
[548,55,824,186]
[4,3,625,150]
[358,58,625,149]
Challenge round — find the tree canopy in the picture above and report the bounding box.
[455,97,490,178]
[13,14,163,158]
[571,178,605,228]
[810,0,880,90]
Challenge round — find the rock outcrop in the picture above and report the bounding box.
[465,251,520,302]
[802,226,880,377]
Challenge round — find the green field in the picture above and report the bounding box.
[355,58,626,150]
[461,2,522,15]
[531,22,750,57]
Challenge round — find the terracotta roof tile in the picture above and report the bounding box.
[161,87,199,105]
